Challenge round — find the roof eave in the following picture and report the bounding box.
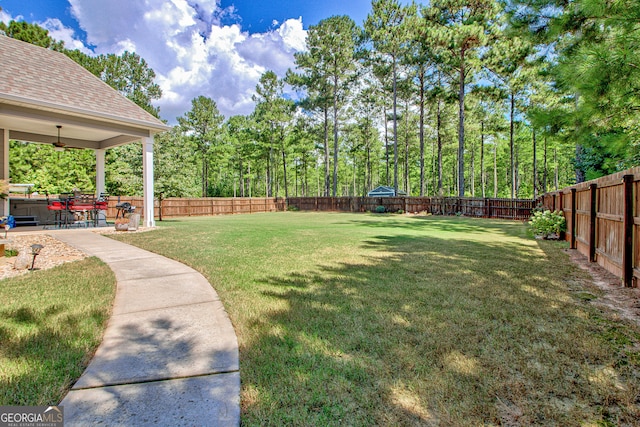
[0,93,172,133]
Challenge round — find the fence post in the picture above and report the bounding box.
[558,192,563,211]
[589,184,597,262]
[570,188,577,249]
[623,174,634,287]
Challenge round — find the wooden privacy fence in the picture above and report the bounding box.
[287,197,534,220]
[538,166,640,287]
[104,197,286,219]
[108,195,533,220]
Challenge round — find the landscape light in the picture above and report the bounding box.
[30,244,44,271]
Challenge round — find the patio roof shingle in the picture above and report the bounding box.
[0,34,168,131]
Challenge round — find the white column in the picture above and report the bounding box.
[1,129,8,216]
[95,148,106,196]
[142,136,155,227]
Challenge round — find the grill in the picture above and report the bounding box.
[115,202,136,219]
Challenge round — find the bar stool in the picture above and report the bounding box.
[69,195,95,228]
[47,200,67,228]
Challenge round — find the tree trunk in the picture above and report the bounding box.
[282,146,288,198]
[404,99,409,195]
[480,120,485,198]
[575,144,585,184]
[240,158,245,197]
[515,127,520,197]
[384,105,390,187]
[470,134,475,197]
[367,144,372,195]
[392,55,399,196]
[543,135,548,193]
[333,75,339,197]
[323,106,330,197]
[493,142,498,198]
[437,96,443,195]
[269,143,275,197]
[554,147,559,191]
[457,50,466,197]
[509,91,515,199]
[201,157,207,197]
[431,133,436,197]
[532,127,537,199]
[419,67,425,196]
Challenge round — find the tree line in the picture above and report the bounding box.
[2,0,638,200]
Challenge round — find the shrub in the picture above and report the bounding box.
[5,248,18,257]
[397,209,404,214]
[529,209,567,238]
[287,205,300,212]
[375,205,386,214]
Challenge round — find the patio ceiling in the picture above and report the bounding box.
[0,103,154,150]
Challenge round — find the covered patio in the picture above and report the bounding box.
[0,34,171,227]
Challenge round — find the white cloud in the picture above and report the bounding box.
[60,0,308,123]
[0,9,13,25]
[41,18,91,53]
[279,18,307,52]
[2,1,308,123]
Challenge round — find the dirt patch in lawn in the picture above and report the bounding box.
[566,248,640,327]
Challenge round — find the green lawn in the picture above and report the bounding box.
[108,212,640,425]
[0,258,115,406]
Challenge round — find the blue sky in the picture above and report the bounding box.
[0,0,390,122]
[0,0,374,40]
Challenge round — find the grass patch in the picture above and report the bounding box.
[112,213,640,425]
[0,257,115,406]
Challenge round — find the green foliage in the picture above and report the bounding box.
[529,209,567,237]
[4,249,18,257]
[0,20,64,50]
[375,205,386,213]
[98,51,162,118]
[253,71,295,197]
[178,96,225,197]
[105,144,142,196]
[154,128,199,199]
[509,0,640,180]
[294,15,359,197]
[9,141,96,194]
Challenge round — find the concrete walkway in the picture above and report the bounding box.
[54,230,240,426]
